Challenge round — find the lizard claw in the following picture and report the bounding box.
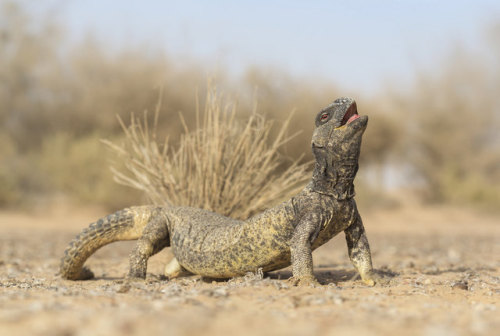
[362,277,376,286]
[116,275,147,293]
[361,271,389,286]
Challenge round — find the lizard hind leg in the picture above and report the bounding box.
[127,210,171,279]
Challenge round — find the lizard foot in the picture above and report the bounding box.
[127,267,147,280]
[288,275,320,287]
[116,274,147,293]
[361,271,389,286]
[362,277,376,286]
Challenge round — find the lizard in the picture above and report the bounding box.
[59,97,377,286]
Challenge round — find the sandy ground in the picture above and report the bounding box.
[0,204,498,336]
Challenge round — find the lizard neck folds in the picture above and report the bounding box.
[310,97,368,200]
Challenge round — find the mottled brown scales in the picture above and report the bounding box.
[60,97,377,286]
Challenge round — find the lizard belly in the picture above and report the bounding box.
[169,204,295,278]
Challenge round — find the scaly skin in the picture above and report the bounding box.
[59,206,163,280]
[60,97,376,286]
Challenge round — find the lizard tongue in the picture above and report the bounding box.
[347,114,360,124]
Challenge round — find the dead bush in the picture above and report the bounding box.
[105,86,311,219]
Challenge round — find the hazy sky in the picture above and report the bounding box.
[43,0,500,93]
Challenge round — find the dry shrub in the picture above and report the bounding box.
[105,86,311,219]
[3,1,499,212]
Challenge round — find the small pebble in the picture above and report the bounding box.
[451,281,468,291]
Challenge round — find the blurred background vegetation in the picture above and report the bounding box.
[1,1,499,212]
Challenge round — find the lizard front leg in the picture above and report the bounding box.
[344,212,376,286]
[289,211,322,286]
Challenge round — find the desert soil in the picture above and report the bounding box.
[0,204,498,336]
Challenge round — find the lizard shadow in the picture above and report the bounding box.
[420,265,495,275]
[88,266,398,285]
[187,265,399,286]
[268,265,398,285]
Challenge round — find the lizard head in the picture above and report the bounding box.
[311,97,368,155]
[309,97,368,199]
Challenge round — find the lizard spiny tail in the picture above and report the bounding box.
[59,206,161,280]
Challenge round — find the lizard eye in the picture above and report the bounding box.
[320,113,329,121]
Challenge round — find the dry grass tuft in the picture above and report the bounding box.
[104,86,311,219]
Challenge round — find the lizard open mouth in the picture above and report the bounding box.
[341,103,360,126]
